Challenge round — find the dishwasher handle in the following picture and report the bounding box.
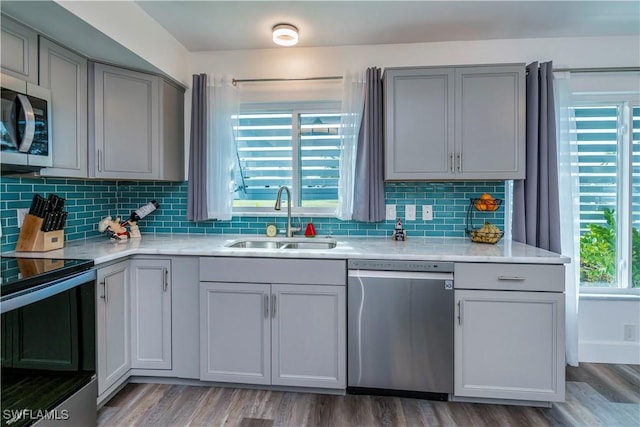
[348,269,453,281]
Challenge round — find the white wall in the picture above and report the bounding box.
[186,35,640,364]
[189,35,639,77]
[579,298,640,364]
[57,0,190,85]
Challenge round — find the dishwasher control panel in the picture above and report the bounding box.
[347,259,454,272]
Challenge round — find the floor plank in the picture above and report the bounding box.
[98,363,640,427]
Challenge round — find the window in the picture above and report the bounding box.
[232,103,341,215]
[574,101,639,289]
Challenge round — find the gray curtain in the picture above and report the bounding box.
[353,67,385,222]
[187,74,208,221]
[513,61,561,253]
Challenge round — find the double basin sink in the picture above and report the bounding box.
[225,236,337,250]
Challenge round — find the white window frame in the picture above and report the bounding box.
[233,101,342,217]
[572,92,639,293]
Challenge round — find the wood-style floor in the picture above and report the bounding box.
[98,363,640,427]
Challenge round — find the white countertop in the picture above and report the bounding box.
[5,234,570,265]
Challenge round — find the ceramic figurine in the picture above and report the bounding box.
[127,220,142,238]
[392,218,407,241]
[98,216,129,240]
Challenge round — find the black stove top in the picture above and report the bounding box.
[0,256,94,297]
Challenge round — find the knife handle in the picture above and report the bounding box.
[41,212,54,232]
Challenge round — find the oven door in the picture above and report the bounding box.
[1,269,96,427]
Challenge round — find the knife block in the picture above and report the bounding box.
[16,214,64,252]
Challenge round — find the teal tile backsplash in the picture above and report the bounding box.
[0,177,504,252]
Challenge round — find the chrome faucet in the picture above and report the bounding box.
[274,186,301,237]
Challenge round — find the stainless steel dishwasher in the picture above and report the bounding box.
[347,259,454,400]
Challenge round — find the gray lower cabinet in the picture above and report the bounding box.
[96,261,131,399]
[38,37,88,178]
[129,259,172,370]
[1,14,38,84]
[271,283,346,388]
[199,257,346,389]
[453,263,565,403]
[384,64,525,180]
[199,281,345,389]
[90,62,184,181]
[200,282,271,384]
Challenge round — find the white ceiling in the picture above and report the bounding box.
[135,0,640,52]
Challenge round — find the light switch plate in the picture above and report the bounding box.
[406,204,416,221]
[422,205,433,221]
[385,204,396,221]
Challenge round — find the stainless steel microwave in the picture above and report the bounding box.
[1,73,52,173]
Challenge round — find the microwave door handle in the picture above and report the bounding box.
[15,94,35,153]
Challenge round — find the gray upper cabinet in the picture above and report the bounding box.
[90,62,185,181]
[38,37,88,178]
[1,15,38,84]
[384,64,525,180]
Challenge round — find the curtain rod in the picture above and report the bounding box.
[232,76,342,86]
[553,66,640,73]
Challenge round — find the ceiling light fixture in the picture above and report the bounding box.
[272,24,298,47]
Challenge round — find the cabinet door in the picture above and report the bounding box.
[454,290,565,402]
[159,79,185,181]
[96,261,130,396]
[455,65,525,179]
[39,37,88,178]
[130,259,171,370]
[1,15,38,84]
[199,282,271,384]
[271,284,346,389]
[384,68,454,180]
[92,63,159,179]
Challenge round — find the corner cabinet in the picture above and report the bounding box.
[0,14,38,84]
[89,62,184,181]
[453,263,565,403]
[96,261,131,399]
[384,64,525,180]
[129,258,172,370]
[38,37,88,178]
[199,258,346,389]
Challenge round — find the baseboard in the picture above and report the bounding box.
[579,340,640,364]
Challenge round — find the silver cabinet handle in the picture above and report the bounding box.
[498,275,526,281]
[457,153,461,171]
[98,150,103,172]
[450,152,454,172]
[457,300,463,325]
[264,294,269,318]
[271,294,276,318]
[100,280,107,302]
[163,267,169,291]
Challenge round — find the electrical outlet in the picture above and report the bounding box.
[422,205,433,221]
[405,204,416,221]
[385,204,397,221]
[624,324,637,342]
[17,208,29,228]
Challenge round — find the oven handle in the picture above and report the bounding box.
[1,269,96,313]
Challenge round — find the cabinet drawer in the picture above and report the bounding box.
[200,257,346,286]
[455,263,564,292]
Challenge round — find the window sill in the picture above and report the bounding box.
[579,288,640,301]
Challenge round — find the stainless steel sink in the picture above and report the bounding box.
[226,240,285,249]
[225,237,337,250]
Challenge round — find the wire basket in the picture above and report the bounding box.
[465,228,504,244]
[471,197,503,212]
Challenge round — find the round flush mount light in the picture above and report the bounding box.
[272,24,298,47]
